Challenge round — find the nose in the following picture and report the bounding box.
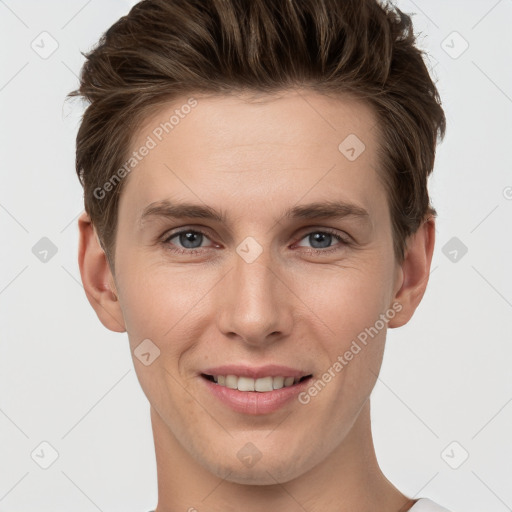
[215,246,294,348]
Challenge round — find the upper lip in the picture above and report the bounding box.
[201,364,312,379]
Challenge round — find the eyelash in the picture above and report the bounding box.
[161,227,351,256]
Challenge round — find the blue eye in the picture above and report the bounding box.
[161,228,350,256]
[296,230,348,252]
[163,229,213,254]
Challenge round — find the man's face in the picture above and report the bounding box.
[112,90,402,484]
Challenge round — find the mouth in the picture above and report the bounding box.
[199,369,315,415]
[200,373,313,392]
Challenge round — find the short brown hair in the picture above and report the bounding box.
[69,0,446,270]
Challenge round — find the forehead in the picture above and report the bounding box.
[119,90,384,226]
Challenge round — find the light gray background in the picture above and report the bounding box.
[0,1,511,511]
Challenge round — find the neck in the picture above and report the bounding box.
[151,400,415,512]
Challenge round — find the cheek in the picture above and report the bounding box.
[291,259,393,403]
[292,259,393,337]
[116,261,205,406]
[118,257,211,342]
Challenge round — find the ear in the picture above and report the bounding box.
[77,211,126,333]
[387,216,435,328]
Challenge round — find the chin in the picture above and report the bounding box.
[198,444,314,486]
[212,463,300,486]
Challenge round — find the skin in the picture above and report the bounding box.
[78,89,435,512]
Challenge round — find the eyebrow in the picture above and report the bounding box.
[138,199,370,227]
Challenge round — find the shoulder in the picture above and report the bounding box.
[410,498,454,512]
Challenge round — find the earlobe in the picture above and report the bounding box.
[387,216,436,329]
[77,212,126,333]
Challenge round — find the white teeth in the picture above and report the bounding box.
[208,374,305,392]
[272,376,284,389]
[255,376,273,392]
[225,375,238,389]
[237,376,255,392]
[284,376,295,387]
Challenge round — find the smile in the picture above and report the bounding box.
[202,374,312,392]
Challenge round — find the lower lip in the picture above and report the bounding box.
[200,375,313,415]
